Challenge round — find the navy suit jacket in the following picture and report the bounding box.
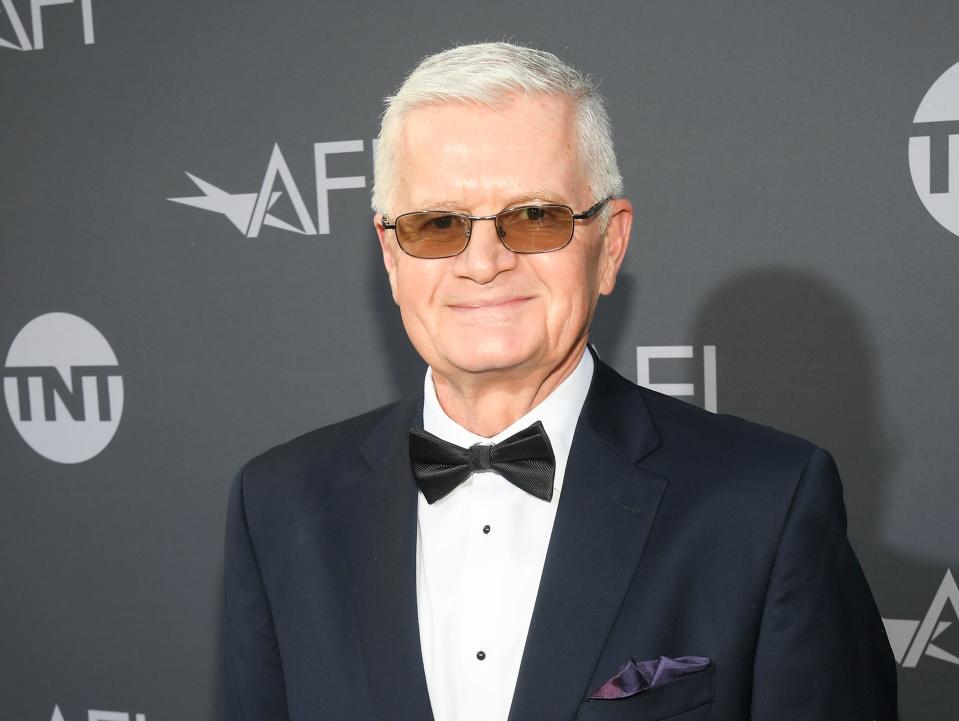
[220,356,897,720]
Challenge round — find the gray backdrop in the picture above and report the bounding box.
[2,0,957,718]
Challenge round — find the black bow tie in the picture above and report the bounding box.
[409,420,556,504]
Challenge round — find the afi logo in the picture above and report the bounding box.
[883,570,959,668]
[169,140,373,237]
[50,706,145,721]
[636,345,718,413]
[3,312,123,464]
[0,0,94,51]
[908,60,959,238]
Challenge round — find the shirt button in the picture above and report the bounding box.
[476,650,486,660]
[482,524,491,534]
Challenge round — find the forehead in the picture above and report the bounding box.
[394,93,586,208]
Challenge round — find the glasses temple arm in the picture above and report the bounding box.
[571,197,612,220]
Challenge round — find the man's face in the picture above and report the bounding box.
[375,92,631,385]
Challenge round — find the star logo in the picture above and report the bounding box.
[0,0,95,51]
[168,143,318,237]
[169,173,306,235]
[0,0,32,51]
[883,570,959,667]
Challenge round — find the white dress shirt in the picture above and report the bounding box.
[415,349,594,721]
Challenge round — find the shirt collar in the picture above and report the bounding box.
[422,347,594,492]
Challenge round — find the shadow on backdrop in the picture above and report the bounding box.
[691,267,952,718]
[691,267,889,536]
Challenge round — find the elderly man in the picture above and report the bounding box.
[221,43,896,721]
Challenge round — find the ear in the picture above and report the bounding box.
[598,198,633,296]
[374,213,400,304]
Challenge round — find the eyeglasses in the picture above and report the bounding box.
[381,197,611,259]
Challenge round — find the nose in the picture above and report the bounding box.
[453,217,517,284]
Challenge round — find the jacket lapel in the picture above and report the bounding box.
[507,359,669,721]
[344,393,436,721]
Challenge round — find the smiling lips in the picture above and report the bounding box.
[449,296,533,311]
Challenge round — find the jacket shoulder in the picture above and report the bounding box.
[592,355,817,467]
[634,383,839,531]
[639,383,816,465]
[238,397,407,486]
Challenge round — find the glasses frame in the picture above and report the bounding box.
[381,197,611,259]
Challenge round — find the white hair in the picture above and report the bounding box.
[371,41,623,217]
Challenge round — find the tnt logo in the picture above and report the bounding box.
[0,0,94,51]
[3,312,122,463]
[636,345,717,412]
[883,570,959,668]
[909,60,959,238]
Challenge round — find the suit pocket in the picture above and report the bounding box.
[573,665,714,721]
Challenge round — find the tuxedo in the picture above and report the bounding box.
[220,355,897,721]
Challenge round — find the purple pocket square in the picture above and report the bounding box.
[589,656,711,700]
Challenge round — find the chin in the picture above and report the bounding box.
[441,338,535,376]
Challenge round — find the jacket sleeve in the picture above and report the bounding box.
[219,466,290,721]
[750,448,898,720]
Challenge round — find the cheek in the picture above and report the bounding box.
[541,253,600,310]
[536,253,603,339]
[394,262,443,320]
[547,286,594,334]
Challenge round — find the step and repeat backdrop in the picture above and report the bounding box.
[2,1,957,719]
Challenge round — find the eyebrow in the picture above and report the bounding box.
[409,191,573,212]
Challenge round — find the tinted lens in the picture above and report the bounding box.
[497,205,574,253]
[395,212,470,258]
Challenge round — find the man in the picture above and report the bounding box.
[220,42,896,720]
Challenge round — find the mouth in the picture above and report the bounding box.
[449,296,533,311]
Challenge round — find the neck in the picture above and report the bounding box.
[430,340,588,437]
